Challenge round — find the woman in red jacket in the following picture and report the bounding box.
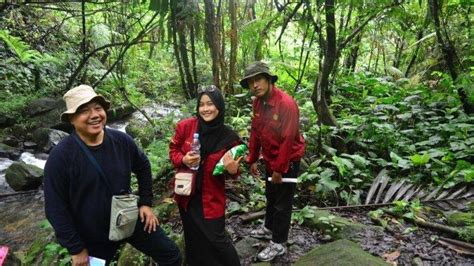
[169,85,242,266]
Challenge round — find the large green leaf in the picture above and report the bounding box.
[411,153,431,166]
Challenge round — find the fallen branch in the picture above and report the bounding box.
[439,237,474,250]
[240,210,265,223]
[384,209,459,235]
[438,237,474,256]
[0,189,39,198]
[414,217,459,235]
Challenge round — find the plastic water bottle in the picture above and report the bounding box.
[190,133,200,170]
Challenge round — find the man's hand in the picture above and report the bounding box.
[249,162,260,177]
[271,171,283,184]
[223,151,242,175]
[139,205,159,233]
[72,248,89,266]
[182,151,200,169]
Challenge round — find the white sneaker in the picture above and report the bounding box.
[257,241,287,262]
[250,225,272,239]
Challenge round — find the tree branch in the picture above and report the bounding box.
[337,1,403,54]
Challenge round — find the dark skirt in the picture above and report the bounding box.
[179,193,240,266]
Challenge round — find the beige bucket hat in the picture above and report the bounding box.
[60,85,110,122]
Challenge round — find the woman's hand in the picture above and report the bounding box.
[223,151,242,175]
[139,205,159,233]
[182,151,200,169]
[71,248,89,266]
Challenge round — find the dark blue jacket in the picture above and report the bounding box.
[44,128,153,254]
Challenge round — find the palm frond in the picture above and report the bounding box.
[365,169,473,211]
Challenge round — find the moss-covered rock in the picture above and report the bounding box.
[295,239,388,266]
[116,232,185,265]
[446,211,474,227]
[304,209,383,241]
[125,119,155,148]
[5,162,43,191]
[154,199,178,219]
[25,98,65,129]
[116,243,147,265]
[107,104,135,122]
[235,236,260,260]
[0,143,20,160]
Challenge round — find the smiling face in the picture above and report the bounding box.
[70,100,107,143]
[247,74,272,99]
[198,94,219,122]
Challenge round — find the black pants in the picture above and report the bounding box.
[179,194,240,266]
[87,218,182,265]
[264,161,299,244]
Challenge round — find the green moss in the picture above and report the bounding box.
[125,120,156,148]
[22,238,44,265]
[459,226,474,243]
[295,239,388,266]
[304,209,382,240]
[116,244,146,265]
[446,211,474,227]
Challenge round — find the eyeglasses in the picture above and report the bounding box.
[197,85,218,94]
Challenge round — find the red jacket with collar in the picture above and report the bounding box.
[247,86,305,174]
[169,117,240,219]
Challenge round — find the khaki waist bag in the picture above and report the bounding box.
[109,194,139,241]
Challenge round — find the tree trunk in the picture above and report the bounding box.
[382,43,387,75]
[393,37,404,69]
[204,0,221,88]
[80,0,88,84]
[343,30,362,73]
[405,29,424,77]
[177,27,195,98]
[228,0,238,94]
[170,2,188,99]
[374,45,380,74]
[311,0,337,127]
[367,39,373,72]
[190,24,197,92]
[218,0,227,91]
[429,0,457,80]
[429,0,472,113]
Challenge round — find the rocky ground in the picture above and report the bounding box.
[221,205,474,265]
[337,208,474,265]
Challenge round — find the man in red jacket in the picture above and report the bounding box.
[241,61,305,262]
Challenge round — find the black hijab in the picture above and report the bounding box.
[196,87,240,160]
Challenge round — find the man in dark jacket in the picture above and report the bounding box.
[241,62,305,262]
[44,85,181,265]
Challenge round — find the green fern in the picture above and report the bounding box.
[0,30,41,63]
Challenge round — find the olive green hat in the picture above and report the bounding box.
[240,61,278,89]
